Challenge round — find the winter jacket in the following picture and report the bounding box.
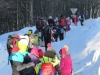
[17,62,36,75]
[34,35,39,45]
[29,54,38,65]
[73,16,78,25]
[36,19,43,31]
[35,56,52,74]
[8,51,29,62]
[18,35,29,53]
[59,18,66,26]
[66,18,71,25]
[60,54,72,75]
[35,55,59,75]
[48,19,55,27]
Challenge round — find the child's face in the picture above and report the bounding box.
[30,37,35,43]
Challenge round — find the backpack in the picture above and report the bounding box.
[60,18,65,26]
[43,26,51,37]
[40,63,55,75]
[7,34,20,55]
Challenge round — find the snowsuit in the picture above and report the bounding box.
[66,18,71,31]
[72,16,78,26]
[79,14,84,26]
[59,18,66,28]
[60,54,73,75]
[59,17,66,41]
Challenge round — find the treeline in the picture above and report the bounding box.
[0,0,100,34]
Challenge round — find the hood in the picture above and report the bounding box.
[17,62,35,71]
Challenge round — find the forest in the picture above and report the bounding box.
[0,0,100,34]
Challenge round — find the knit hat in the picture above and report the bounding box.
[63,45,69,51]
[49,16,52,19]
[23,54,31,64]
[59,48,66,55]
[47,43,51,48]
[19,35,29,46]
[47,43,54,51]
[30,46,39,58]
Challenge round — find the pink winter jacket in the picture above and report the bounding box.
[60,54,73,74]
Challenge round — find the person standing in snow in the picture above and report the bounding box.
[79,13,85,26]
[54,17,59,26]
[59,45,73,75]
[42,21,52,51]
[52,26,59,42]
[65,17,71,31]
[59,15,66,28]
[58,15,66,41]
[72,15,78,26]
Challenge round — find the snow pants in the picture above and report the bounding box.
[10,60,22,75]
[59,33,64,41]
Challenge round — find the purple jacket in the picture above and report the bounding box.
[60,54,73,74]
[29,54,38,65]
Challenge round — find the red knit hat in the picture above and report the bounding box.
[59,48,66,55]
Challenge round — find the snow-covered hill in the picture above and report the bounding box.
[0,18,100,75]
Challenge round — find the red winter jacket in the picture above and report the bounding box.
[59,18,65,26]
[60,54,73,75]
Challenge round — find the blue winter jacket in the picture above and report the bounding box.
[8,51,30,62]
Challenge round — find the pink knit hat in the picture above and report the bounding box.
[47,43,51,48]
[30,46,39,58]
[59,48,67,55]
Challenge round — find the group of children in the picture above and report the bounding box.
[7,29,73,75]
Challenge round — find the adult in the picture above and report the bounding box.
[79,13,85,26]
[42,21,51,51]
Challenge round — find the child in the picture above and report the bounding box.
[59,45,73,75]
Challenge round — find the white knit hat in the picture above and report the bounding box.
[19,35,29,46]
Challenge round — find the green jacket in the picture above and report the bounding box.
[34,35,39,45]
[35,55,60,74]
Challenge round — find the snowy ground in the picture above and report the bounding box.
[0,18,100,75]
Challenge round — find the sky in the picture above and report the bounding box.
[0,18,100,75]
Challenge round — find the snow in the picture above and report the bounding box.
[0,18,100,75]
